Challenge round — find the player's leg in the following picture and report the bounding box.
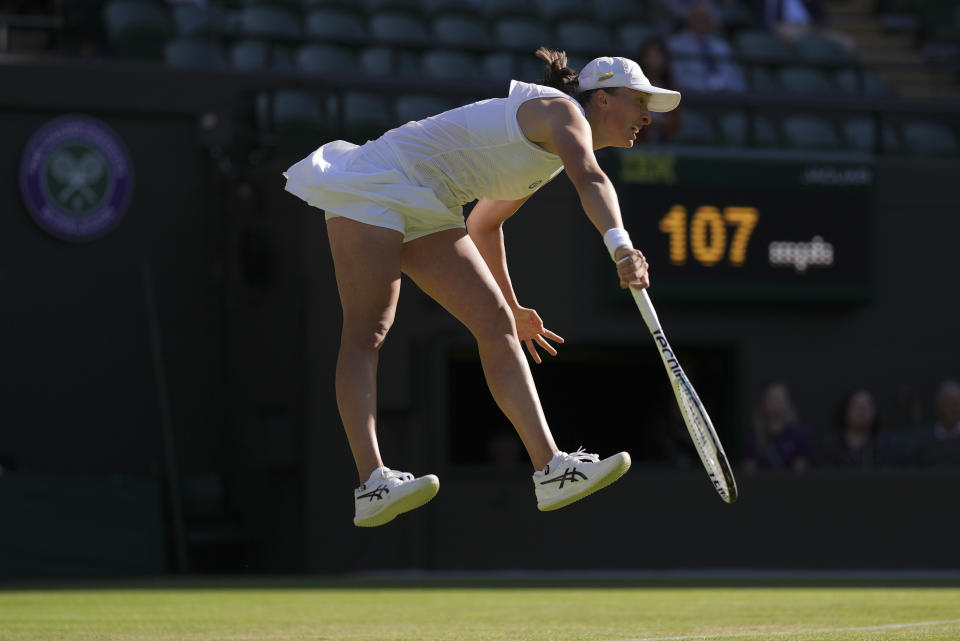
[327,216,439,527]
[326,216,404,481]
[402,228,631,510]
[400,228,558,470]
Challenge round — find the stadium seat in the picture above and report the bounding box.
[554,20,612,56]
[359,46,420,75]
[674,109,715,146]
[245,0,302,10]
[753,115,780,147]
[716,0,756,32]
[482,0,538,20]
[519,52,547,80]
[230,40,270,70]
[432,14,491,46]
[303,0,363,9]
[305,8,366,40]
[835,70,895,97]
[483,52,516,81]
[366,0,427,15]
[749,66,777,92]
[842,117,901,153]
[394,94,452,123]
[537,0,592,23]
[369,11,431,45]
[719,111,747,147]
[164,38,227,70]
[901,121,959,155]
[424,0,481,15]
[421,50,481,79]
[482,50,546,82]
[778,66,835,93]
[256,90,326,135]
[593,0,646,27]
[343,92,394,142]
[297,43,357,75]
[274,45,298,72]
[103,0,172,60]
[566,53,588,71]
[792,33,854,65]
[239,6,301,38]
[172,4,222,38]
[782,115,839,150]
[617,22,658,52]
[494,17,553,49]
[735,30,793,64]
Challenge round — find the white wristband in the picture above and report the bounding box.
[603,227,633,261]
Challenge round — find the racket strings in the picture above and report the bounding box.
[675,378,726,481]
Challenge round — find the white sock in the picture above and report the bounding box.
[366,466,389,484]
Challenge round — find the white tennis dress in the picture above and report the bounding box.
[283,80,585,242]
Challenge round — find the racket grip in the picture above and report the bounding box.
[630,287,662,333]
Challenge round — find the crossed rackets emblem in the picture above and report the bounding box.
[49,148,105,210]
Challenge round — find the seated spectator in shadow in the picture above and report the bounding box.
[635,37,682,144]
[761,0,826,38]
[742,382,811,473]
[759,0,854,49]
[918,379,960,468]
[668,0,747,92]
[818,388,910,469]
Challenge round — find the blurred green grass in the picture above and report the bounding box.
[1,577,959,641]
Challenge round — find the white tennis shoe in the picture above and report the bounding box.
[534,448,631,511]
[354,466,439,527]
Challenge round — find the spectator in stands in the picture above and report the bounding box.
[761,0,827,37]
[759,0,854,49]
[742,382,811,473]
[668,0,747,92]
[817,388,909,469]
[636,38,682,143]
[918,379,960,467]
[652,0,735,34]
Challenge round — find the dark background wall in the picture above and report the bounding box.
[0,62,957,579]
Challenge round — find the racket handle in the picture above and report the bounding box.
[630,287,662,334]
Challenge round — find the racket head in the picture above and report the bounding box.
[671,372,739,503]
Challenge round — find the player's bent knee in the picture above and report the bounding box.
[469,305,516,346]
[341,320,393,352]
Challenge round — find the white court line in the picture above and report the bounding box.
[619,618,960,641]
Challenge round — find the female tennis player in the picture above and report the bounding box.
[284,48,681,527]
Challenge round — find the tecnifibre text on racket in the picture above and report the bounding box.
[631,287,739,503]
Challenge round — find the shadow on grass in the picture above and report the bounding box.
[3,571,960,592]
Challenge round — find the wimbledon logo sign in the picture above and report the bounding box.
[20,114,133,242]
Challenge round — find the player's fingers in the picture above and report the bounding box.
[629,274,651,289]
[524,338,542,364]
[541,328,564,343]
[535,334,558,357]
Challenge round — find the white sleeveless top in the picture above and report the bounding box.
[377,80,585,207]
[282,81,584,236]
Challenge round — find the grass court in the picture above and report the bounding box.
[1,575,958,641]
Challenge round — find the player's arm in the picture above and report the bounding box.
[529,99,649,289]
[466,195,530,310]
[467,195,565,363]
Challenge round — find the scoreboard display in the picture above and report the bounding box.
[611,149,875,302]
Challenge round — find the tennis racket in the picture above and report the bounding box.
[631,287,739,503]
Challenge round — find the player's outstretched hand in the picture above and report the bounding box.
[614,247,650,290]
[512,307,564,364]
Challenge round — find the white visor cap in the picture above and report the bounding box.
[578,56,681,113]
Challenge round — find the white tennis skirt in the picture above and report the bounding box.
[283,140,466,242]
